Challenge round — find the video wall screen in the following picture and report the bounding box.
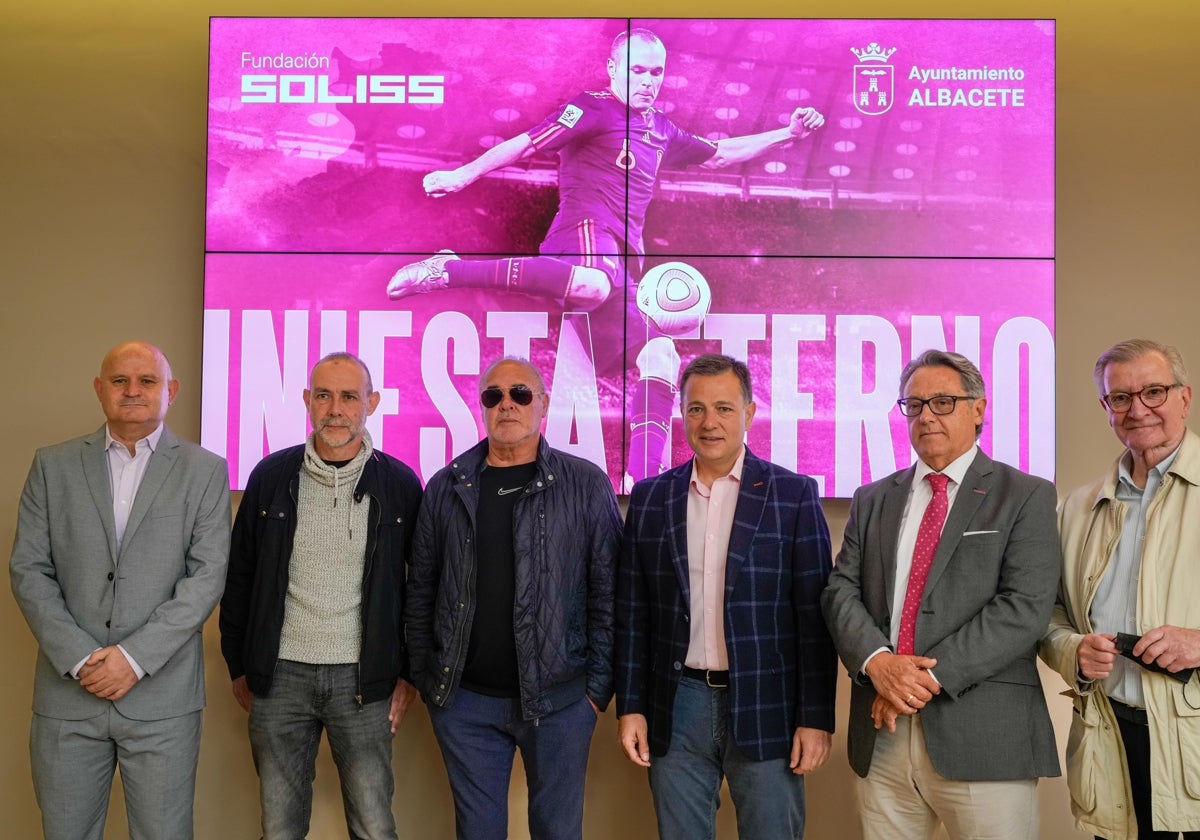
[203,17,1055,496]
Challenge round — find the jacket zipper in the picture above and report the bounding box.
[446,533,477,705]
[356,483,379,711]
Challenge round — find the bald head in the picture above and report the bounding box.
[98,341,172,378]
[94,341,178,447]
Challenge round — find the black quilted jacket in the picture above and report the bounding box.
[406,436,620,719]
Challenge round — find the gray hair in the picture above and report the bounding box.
[311,351,374,393]
[678,354,753,404]
[1093,338,1189,393]
[480,355,547,394]
[900,349,986,436]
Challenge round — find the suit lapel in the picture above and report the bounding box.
[666,463,693,602]
[923,450,993,594]
[118,427,180,563]
[82,427,119,563]
[880,467,914,609]
[725,453,768,590]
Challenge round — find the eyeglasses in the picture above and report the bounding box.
[1101,383,1182,413]
[895,395,974,417]
[480,385,539,408]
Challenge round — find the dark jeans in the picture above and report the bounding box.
[647,675,806,840]
[428,688,597,840]
[248,660,397,840]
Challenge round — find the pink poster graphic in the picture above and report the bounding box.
[204,17,1055,494]
[639,256,1054,497]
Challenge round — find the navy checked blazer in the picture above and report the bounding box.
[615,447,837,762]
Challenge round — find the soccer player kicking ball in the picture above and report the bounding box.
[388,27,824,487]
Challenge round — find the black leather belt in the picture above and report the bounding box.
[681,666,729,688]
[1110,699,1149,726]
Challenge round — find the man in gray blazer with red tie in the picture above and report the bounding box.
[10,340,231,840]
[822,349,1060,839]
[617,353,836,839]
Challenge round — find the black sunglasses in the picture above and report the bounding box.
[480,385,537,408]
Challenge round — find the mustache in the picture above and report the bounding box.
[316,419,359,440]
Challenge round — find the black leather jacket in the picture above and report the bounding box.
[220,444,422,705]
[406,437,620,719]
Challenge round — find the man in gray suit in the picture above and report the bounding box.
[10,340,231,840]
[822,349,1060,839]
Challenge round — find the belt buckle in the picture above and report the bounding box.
[706,670,726,688]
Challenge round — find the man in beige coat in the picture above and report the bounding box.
[1041,338,1200,840]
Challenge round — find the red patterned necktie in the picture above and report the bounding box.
[897,473,950,656]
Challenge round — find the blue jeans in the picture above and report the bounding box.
[428,688,598,840]
[248,660,397,840]
[648,675,806,840]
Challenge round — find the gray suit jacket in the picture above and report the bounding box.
[821,450,1061,781]
[10,425,231,721]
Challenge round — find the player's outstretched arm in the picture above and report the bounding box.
[700,106,824,170]
[423,132,536,197]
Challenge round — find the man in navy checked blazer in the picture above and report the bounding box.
[616,353,836,839]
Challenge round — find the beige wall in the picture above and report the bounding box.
[2,0,1196,836]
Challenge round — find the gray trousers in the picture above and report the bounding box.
[31,706,203,840]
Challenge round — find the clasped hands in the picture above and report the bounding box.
[79,646,137,701]
[864,651,941,732]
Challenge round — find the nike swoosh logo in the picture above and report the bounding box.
[497,487,523,495]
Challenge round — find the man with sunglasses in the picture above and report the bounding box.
[1041,338,1200,840]
[823,349,1061,839]
[406,356,621,839]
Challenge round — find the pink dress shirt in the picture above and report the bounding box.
[684,447,746,670]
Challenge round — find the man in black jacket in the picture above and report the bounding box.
[406,356,621,840]
[219,352,422,840]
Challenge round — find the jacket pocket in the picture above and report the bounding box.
[1173,681,1200,799]
[1065,695,1099,814]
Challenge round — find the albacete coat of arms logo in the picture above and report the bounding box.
[851,43,897,116]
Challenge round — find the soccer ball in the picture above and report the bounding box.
[635,262,712,337]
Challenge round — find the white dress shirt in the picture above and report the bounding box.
[69,424,164,680]
[862,445,979,677]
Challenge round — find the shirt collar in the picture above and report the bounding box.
[1117,442,1182,492]
[915,443,978,488]
[689,445,747,493]
[105,423,164,454]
